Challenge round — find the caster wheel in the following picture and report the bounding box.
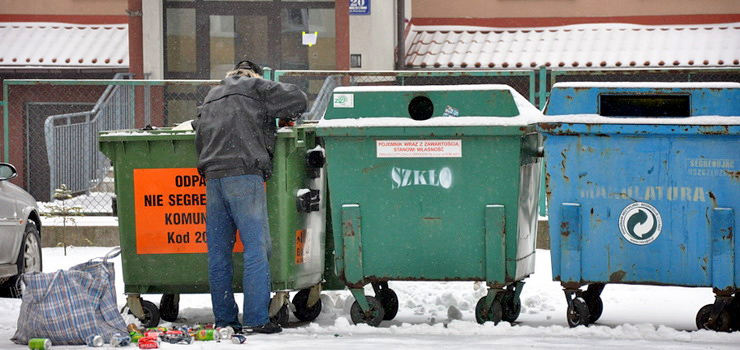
[292,289,322,322]
[127,300,160,328]
[696,304,732,332]
[501,290,522,323]
[729,296,740,332]
[271,303,290,326]
[376,288,399,321]
[583,294,603,323]
[160,294,179,322]
[350,296,385,327]
[566,297,590,328]
[475,296,503,325]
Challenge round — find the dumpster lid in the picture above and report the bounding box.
[99,128,195,141]
[544,82,740,124]
[319,84,541,128]
[551,82,740,89]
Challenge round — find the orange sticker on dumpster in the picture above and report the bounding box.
[295,229,306,264]
[133,168,243,254]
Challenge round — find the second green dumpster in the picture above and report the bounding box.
[98,122,330,327]
[317,85,543,326]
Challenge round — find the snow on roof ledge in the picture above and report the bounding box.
[406,22,740,69]
[0,22,129,68]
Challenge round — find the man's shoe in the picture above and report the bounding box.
[244,321,282,334]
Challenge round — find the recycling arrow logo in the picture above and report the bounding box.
[619,202,662,245]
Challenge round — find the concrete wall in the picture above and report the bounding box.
[349,0,397,70]
[41,225,120,248]
[412,0,740,18]
[142,0,164,79]
[0,0,126,15]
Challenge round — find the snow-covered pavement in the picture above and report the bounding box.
[1,247,738,349]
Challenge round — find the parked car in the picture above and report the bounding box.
[0,163,42,298]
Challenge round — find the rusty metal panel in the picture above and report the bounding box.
[341,204,364,286]
[544,83,740,117]
[484,205,506,286]
[541,83,739,291]
[559,203,582,284]
[711,208,735,293]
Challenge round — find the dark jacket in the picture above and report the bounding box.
[193,76,307,180]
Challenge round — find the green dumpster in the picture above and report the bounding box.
[317,85,543,326]
[98,122,331,327]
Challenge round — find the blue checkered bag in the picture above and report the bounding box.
[11,247,127,345]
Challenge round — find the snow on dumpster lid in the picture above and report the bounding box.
[333,84,516,92]
[321,84,541,127]
[538,114,740,126]
[552,82,740,89]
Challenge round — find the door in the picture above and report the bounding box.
[0,181,19,265]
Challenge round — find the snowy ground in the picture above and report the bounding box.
[1,247,738,349]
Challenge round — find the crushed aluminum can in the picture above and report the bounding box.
[162,330,194,345]
[216,326,235,341]
[130,332,144,343]
[128,324,144,334]
[231,334,247,344]
[111,333,132,347]
[194,329,219,341]
[28,338,52,350]
[85,335,103,347]
[137,337,159,349]
[143,330,164,340]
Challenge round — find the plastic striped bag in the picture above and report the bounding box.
[11,247,127,345]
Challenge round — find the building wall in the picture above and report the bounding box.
[0,0,125,16]
[412,0,740,18]
[349,1,397,70]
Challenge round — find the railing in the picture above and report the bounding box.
[3,79,219,213]
[44,73,135,200]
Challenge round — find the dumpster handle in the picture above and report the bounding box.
[295,128,306,148]
[536,146,544,158]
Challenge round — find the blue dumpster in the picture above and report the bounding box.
[539,82,740,331]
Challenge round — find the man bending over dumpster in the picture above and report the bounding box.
[193,60,307,334]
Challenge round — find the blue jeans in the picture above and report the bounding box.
[206,174,272,328]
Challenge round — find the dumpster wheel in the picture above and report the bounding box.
[124,299,161,328]
[731,296,740,331]
[501,289,522,323]
[350,296,385,327]
[582,284,605,324]
[371,282,399,321]
[475,296,502,325]
[292,289,322,322]
[376,288,399,321]
[160,294,179,322]
[566,297,590,328]
[696,304,732,332]
[583,294,603,324]
[271,303,290,326]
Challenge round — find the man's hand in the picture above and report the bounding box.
[278,112,302,127]
[278,119,294,127]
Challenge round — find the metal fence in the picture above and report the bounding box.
[275,70,538,113]
[2,78,219,214]
[44,73,134,207]
[2,68,738,215]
